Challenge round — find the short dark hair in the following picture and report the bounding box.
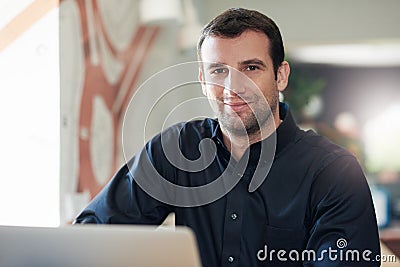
[197,8,285,79]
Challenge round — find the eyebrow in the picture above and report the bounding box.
[204,58,267,70]
[205,62,227,70]
[239,58,267,68]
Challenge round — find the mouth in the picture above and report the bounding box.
[224,101,251,112]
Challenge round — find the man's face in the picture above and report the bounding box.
[199,30,289,136]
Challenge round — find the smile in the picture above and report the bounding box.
[224,101,251,112]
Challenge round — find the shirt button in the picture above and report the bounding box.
[228,256,234,263]
[231,213,238,220]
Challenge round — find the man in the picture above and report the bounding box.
[75,8,380,266]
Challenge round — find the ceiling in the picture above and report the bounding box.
[192,0,400,66]
[1,0,400,66]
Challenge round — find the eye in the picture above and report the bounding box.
[245,65,259,71]
[211,68,228,75]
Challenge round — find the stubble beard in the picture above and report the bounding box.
[218,88,279,139]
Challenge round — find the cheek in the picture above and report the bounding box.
[254,78,278,98]
[204,85,224,100]
[245,73,273,92]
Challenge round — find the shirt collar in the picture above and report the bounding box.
[210,120,224,144]
[275,102,298,156]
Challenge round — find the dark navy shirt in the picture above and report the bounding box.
[75,103,380,266]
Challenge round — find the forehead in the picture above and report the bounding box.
[200,30,272,64]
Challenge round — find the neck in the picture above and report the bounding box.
[221,111,282,160]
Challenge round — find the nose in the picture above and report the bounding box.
[224,68,246,96]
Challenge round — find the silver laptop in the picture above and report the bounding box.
[0,225,202,267]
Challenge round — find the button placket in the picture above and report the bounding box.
[220,167,247,267]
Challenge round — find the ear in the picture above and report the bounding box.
[198,68,207,96]
[276,61,290,92]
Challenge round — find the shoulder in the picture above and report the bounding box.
[152,118,218,141]
[299,130,373,216]
[296,129,368,198]
[297,128,350,157]
[143,118,219,167]
[146,118,218,152]
[294,128,355,174]
[179,118,219,137]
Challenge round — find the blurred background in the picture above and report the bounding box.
[0,0,399,257]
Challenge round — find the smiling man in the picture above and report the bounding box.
[199,29,289,159]
[75,8,380,266]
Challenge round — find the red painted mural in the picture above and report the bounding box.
[70,0,159,198]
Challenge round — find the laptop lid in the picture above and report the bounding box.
[0,225,202,267]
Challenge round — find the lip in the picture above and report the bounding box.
[224,101,250,112]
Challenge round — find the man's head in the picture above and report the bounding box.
[197,7,285,79]
[197,8,290,139]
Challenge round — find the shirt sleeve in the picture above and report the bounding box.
[305,155,381,266]
[74,143,174,225]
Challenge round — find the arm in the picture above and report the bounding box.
[305,155,380,266]
[74,142,174,225]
